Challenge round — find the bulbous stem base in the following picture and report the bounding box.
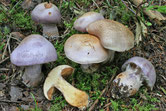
[111,64,143,99]
[42,24,59,39]
[81,64,99,73]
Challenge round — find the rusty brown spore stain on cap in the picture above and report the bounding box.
[48,12,52,15]
[47,86,55,100]
[116,72,126,79]
[44,2,52,9]
[61,67,74,77]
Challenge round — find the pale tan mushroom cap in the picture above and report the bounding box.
[74,12,104,32]
[64,34,108,64]
[86,19,134,52]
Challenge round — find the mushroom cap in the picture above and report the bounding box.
[122,56,156,90]
[10,34,57,66]
[86,19,134,52]
[31,2,61,24]
[64,34,108,64]
[74,12,104,32]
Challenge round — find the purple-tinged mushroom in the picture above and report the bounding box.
[10,34,57,87]
[31,2,61,39]
[111,56,156,99]
[74,12,104,32]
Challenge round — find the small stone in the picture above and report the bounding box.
[21,105,30,110]
[0,90,4,97]
[9,86,23,101]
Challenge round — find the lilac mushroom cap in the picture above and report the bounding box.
[74,12,104,32]
[11,34,57,66]
[122,56,156,90]
[10,34,57,87]
[31,2,61,38]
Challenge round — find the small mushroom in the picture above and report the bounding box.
[111,56,156,99]
[31,2,61,39]
[74,12,104,32]
[10,34,57,87]
[64,34,108,73]
[86,19,134,62]
[43,65,89,110]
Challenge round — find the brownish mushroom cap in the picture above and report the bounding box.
[86,19,134,52]
[64,34,108,64]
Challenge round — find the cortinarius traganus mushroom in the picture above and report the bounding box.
[74,12,104,32]
[86,19,134,62]
[43,65,89,110]
[31,2,61,39]
[10,34,57,87]
[64,34,108,73]
[111,56,156,99]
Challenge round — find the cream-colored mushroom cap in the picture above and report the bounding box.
[74,12,104,32]
[64,34,108,64]
[86,19,134,52]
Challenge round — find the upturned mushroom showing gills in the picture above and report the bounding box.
[64,34,108,73]
[74,12,104,32]
[86,19,134,62]
[31,2,61,39]
[43,65,89,110]
[111,56,156,99]
[10,34,57,87]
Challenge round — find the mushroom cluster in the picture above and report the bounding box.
[10,4,157,110]
[111,57,156,99]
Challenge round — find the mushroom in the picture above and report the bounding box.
[43,65,89,110]
[86,19,134,62]
[31,2,61,39]
[10,34,57,87]
[74,12,104,32]
[111,56,156,99]
[64,34,108,73]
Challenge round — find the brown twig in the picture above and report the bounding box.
[2,34,11,60]
[89,73,116,111]
[0,57,10,64]
[0,100,21,104]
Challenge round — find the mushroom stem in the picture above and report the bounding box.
[43,65,89,109]
[81,64,99,73]
[22,64,44,87]
[55,74,89,109]
[111,64,143,98]
[42,24,59,39]
[103,50,115,63]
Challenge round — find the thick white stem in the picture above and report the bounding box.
[22,64,44,87]
[103,50,115,64]
[42,24,59,39]
[81,63,99,73]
